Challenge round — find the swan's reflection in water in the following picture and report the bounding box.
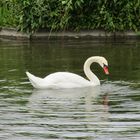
[28,87,110,139]
[29,86,100,100]
[28,86,104,111]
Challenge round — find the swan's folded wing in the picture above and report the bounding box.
[44,72,92,88]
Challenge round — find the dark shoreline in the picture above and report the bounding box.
[0,27,140,40]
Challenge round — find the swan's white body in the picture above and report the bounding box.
[26,56,109,89]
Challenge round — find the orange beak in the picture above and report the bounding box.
[103,65,109,75]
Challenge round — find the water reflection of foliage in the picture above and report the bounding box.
[0,40,139,85]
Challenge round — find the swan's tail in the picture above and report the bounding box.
[26,71,43,88]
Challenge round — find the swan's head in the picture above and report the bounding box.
[97,56,109,75]
[84,56,109,76]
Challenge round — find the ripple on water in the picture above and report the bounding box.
[0,81,140,139]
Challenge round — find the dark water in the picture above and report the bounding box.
[0,38,140,140]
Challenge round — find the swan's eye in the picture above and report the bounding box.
[103,64,108,67]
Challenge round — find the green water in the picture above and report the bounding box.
[0,39,140,139]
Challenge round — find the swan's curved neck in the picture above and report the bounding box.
[83,57,100,85]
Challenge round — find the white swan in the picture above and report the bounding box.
[26,56,109,89]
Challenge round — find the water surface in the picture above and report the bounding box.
[0,38,140,139]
